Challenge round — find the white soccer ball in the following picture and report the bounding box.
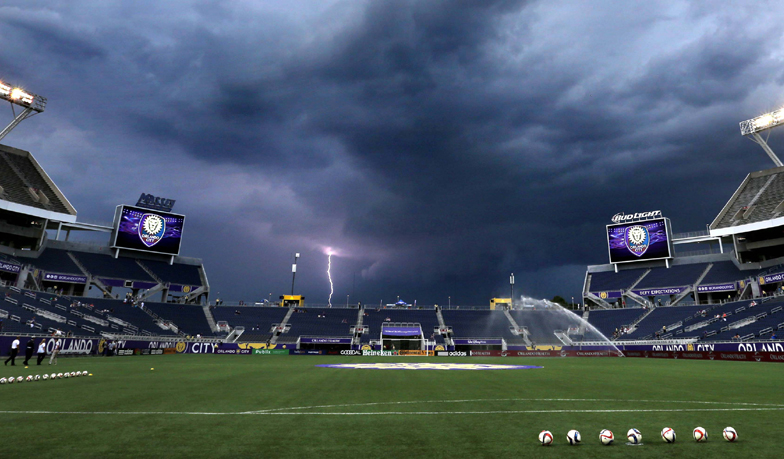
[661,427,676,443]
[34,375,40,381]
[538,430,553,446]
[693,427,707,442]
[723,427,737,442]
[42,374,49,381]
[82,371,88,376]
[0,377,6,384]
[63,372,70,379]
[57,373,63,379]
[567,430,581,445]
[70,372,76,377]
[50,373,57,380]
[7,376,14,384]
[599,429,614,445]
[627,428,642,444]
[25,375,33,382]
[16,376,23,383]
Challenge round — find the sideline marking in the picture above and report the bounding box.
[0,398,782,416]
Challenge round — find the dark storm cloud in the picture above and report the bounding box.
[1,1,784,305]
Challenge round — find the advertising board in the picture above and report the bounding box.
[607,217,672,264]
[111,205,185,256]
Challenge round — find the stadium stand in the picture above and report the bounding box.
[363,309,440,339]
[624,305,706,339]
[711,167,784,231]
[140,259,202,286]
[212,306,289,338]
[0,144,75,216]
[589,268,647,292]
[286,309,356,338]
[633,263,707,289]
[699,261,746,285]
[587,308,644,337]
[442,310,516,340]
[142,302,213,336]
[28,248,82,274]
[73,252,154,281]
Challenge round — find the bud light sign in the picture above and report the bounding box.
[607,218,672,264]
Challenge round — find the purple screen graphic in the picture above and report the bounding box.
[114,206,184,255]
[607,218,670,264]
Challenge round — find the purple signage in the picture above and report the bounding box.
[607,218,672,264]
[300,337,353,344]
[760,272,784,285]
[315,363,544,370]
[0,262,21,274]
[631,287,687,296]
[593,290,623,299]
[43,272,87,284]
[697,283,737,293]
[381,327,421,336]
[453,339,504,345]
[112,205,185,256]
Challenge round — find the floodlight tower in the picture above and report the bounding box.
[0,79,47,142]
[739,108,784,167]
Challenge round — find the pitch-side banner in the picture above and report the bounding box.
[299,337,353,344]
[0,262,21,274]
[453,339,504,345]
[43,272,87,284]
[759,272,784,285]
[696,283,737,293]
[630,287,687,296]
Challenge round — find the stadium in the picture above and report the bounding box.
[0,75,781,458]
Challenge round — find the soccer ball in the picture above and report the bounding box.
[34,375,40,381]
[0,378,6,384]
[57,373,63,379]
[599,429,614,445]
[539,430,553,446]
[25,375,33,382]
[42,374,49,381]
[661,427,676,443]
[7,376,14,384]
[82,370,88,376]
[16,376,23,383]
[693,427,707,442]
[627,428,642,444]
[50,373,56,380]
[567,430,581,445]
[70,372,76,377]
[63,372,70,379]
[723,427,737,442]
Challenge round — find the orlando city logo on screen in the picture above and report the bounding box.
[624,225,649,256]
[138,214,166,248]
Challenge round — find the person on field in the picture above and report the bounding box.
[4,336,20,366]
[49,338,61,365]
[23,337,34,365]
[36,339,47,365]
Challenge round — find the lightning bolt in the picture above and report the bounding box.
[327,253,334,307]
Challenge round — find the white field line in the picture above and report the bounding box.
[0,407,782,416]
[0,398,783,416]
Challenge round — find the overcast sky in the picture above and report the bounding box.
[2,1,784,306]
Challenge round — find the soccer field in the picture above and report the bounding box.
[0,355,780,458]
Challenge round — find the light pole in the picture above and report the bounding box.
[291,253,300,295]
[510,273,515,309]
[448,296,451,309]
[347,294,349,308]
[571,296,574,310]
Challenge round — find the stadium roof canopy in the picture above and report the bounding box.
[0,143,76,222]
[710,166,784,237]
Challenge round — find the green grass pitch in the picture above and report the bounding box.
[0,355,780,458]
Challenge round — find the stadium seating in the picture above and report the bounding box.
[624,305,706,339]
[140,259,202,286]
[142,302,213,336]
[73,252,154,281]
[29,248,82,274]
[442,310,516,340]
[587,308,644,338]
[700,261,746,284]
[211,306,289,334]
[286,309,357,337]
[589,268,647,292]
[363,309,440,339]
[634,264,708,289]
[0,146,72,214]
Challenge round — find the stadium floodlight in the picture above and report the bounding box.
[739,108,784,167]
[0,78,47,143]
